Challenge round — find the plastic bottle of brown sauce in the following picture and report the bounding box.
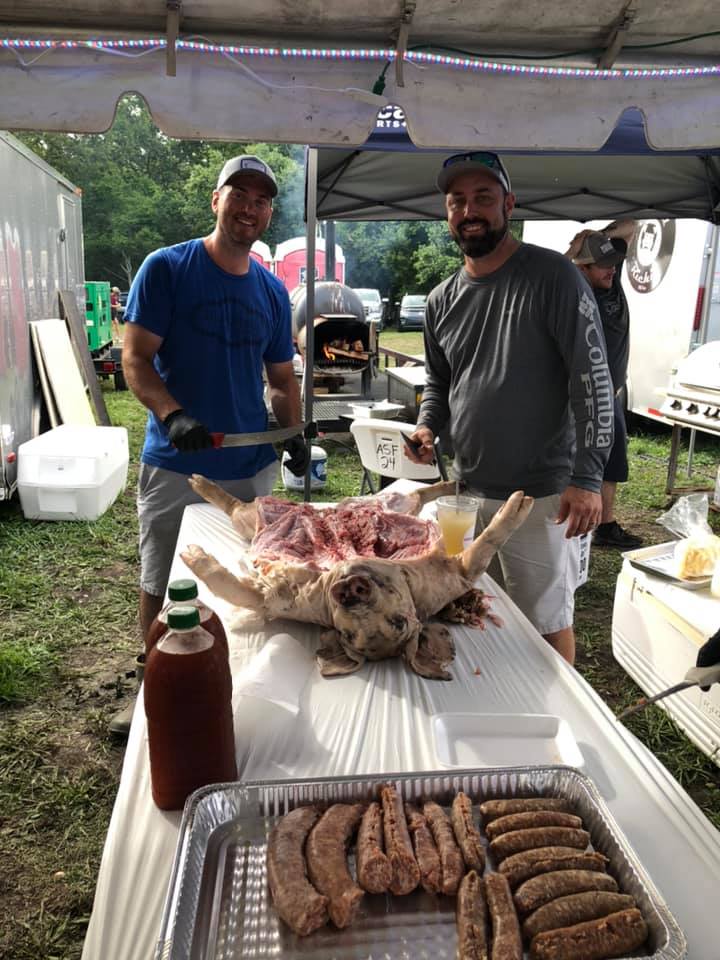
[145,578,228,658]
[144,605,237,810]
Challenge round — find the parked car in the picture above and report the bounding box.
[398,294,427,330]
[353,287,384,330]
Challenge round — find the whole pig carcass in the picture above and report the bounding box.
[181,476,533,680]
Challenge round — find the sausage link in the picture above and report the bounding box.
[405,803,442,894]
[456,870,489,960]
[356,801,392,894]
[499,848,609,890]
[306,803,365,929]
[490,827,589,863]
[267,806,329,936]
[381,785,420,895]
[522,891,636,940]
[423,800,465,895]
[485,811,583,842]
[484,873,522,960]
[452,792,486,872]
[480,798,574,824]
[529,907,648,960]
[514,870,619,915]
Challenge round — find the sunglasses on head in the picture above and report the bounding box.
[441,151,511,192]
[443,151,503,171]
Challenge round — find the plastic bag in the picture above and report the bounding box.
[656,493,713,539]
[656,494,720,578]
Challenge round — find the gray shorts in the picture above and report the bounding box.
[137,462,278,597]
[474,493,581,636]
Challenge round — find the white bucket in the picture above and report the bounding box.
[282,444,327,491]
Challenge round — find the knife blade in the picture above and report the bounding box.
[210,423,307,449]
[617,662,720,721]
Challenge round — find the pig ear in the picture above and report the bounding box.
[404,622,455,680]
[317,629,366,677]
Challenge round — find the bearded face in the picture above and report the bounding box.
[450,208,509,258]
[445,170,514,261]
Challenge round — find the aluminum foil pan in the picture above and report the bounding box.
[155,765,686,960]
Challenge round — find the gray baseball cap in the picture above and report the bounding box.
[573,234,627,267]
[216,155,278,197]
[437,150,512,194]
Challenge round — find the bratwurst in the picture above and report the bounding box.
[456,870,488,960]
[451,792,486,871]
[423,799,465,895]
[528,907,648,960]
[485,811,583,842]
[522,891,637,940]
[266,806,329,936]
[381,785,420,895]
[480,798,575,824]
[356,801,392,894]
[306,802,365,928]
[405,803,442,894]
[514,870,619,915]
[499,848,609,890]
[484,872,522,960]
[489,827,590,863]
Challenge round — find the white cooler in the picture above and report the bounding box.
[17,424,129,521]
[612,558,720,764]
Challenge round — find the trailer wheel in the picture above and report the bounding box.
[114,369,127,391]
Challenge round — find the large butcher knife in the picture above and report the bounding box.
[209,423,308,448]
[617,627,720,721]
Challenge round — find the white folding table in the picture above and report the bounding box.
[82,489,720,960]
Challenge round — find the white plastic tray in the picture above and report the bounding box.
[432,712,584,768]
[622,542,712,590]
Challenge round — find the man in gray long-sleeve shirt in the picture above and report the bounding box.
[406,151,613,664]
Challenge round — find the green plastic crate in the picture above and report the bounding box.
[85,280,113,352]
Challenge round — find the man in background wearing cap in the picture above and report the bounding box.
[406,151,613,665]
[115,155,307,735]
[567,222,642,550]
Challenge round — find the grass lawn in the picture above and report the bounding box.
[1,385,720,957]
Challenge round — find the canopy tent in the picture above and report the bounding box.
[1,1,720,150]
[3,1,720,496]
[312,109,720,223]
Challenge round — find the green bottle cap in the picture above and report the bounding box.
[168,578,199,601]
[167,605,201,630]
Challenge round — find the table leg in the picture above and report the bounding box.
[665,423,683,496]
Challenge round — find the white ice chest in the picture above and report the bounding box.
[18,424,129,521]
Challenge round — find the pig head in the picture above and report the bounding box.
[181,490,533,681]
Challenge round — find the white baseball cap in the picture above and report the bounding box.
[216,155,278,197]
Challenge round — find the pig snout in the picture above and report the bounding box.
[330,575,373,608]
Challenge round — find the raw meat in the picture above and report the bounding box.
[182,476,533,680]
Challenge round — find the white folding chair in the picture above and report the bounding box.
[349,417,447,495]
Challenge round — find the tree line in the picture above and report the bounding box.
[18,95,471,304]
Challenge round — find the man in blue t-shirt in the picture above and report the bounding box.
[120,154,306,695]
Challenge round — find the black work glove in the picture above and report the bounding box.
[283,434,310,477]
[163,409,214,452]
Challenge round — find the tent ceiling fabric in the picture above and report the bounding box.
[3,1,720,58]
[314,146,720,223]
[1,3,720,148]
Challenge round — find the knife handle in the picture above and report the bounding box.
[210,433,225,449]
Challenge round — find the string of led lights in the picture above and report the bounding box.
[2,36,719,79]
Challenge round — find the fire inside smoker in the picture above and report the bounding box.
[321,339,370,364]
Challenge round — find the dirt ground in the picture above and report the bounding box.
[3,427,720,959]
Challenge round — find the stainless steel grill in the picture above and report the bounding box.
[659,342,720,495]
[660,342,720,433]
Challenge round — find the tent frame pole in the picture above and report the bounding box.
[303,147,318,502]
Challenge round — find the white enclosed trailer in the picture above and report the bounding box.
[0,131,85,498]
[522,218,720,424]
